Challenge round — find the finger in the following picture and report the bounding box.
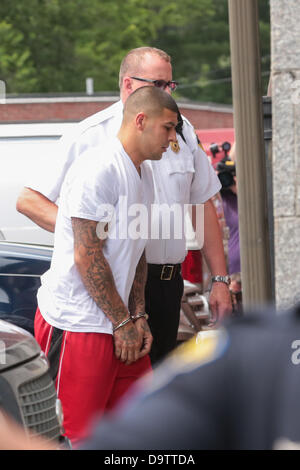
[125,347,136,365]
[208,303,219,326]
[120,346,128,363]
[216,302,232,323]
[113,337,122,360]
[134,345,141,362]
[128,342,142,364]
[114,346,122,360]
[138,345,149,359]
[209,300,218,318]
[138,335,153,358]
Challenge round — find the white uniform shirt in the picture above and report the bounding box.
[27,100,221,265]
[37,138,154,333]
[145,125,220,264]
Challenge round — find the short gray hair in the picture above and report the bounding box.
[119,47,171,90]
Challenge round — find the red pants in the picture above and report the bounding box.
[34,308,151,443]
[181,250,203,283]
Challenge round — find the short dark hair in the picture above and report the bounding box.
[123,86,179,121]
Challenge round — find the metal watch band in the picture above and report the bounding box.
[211,275,231,286]
[131,313,149,321]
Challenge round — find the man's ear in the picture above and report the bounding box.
[123,77,133,95]
[136,112,146,130]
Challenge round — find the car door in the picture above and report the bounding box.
[0,242,52,335]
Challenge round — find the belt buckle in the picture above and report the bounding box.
[160,265,174,281]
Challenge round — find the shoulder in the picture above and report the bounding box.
[181,114,196,137]
[66,140,120,181]
[78,100,123,133]
[181,113,193,129]
[178,114,206,154]
[141,329,229,398]
[62,100,122,143]
[62,143,121,210]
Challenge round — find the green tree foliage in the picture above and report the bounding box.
[0,0,86,92]
[0,21,37,93]
[0,0,270,103]
[155,0,270,103]
[154,0,232,102]
[258,0,271,96]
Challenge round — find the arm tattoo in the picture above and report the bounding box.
[128,251,147,316]
[72,217,129,326]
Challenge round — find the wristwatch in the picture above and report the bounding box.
[211,275,231,286]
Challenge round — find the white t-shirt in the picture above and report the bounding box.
[28,100,221,264]
[37,138,154,333]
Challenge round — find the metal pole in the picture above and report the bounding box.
[228,0,273,307]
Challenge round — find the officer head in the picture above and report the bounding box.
[119,47,177,102]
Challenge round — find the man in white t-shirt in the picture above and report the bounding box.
[34,86,179,443]
[17,47,232,365]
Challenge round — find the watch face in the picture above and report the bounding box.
[212,276,231,285]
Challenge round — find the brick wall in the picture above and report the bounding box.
[0,96,233,129]
[181,107,233,129]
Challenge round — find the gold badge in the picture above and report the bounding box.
[170,140,180,153]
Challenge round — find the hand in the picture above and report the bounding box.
[113,320,143,365]
[209,282,233,325]
[134,317,153,359]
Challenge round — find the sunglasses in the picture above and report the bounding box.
[130,76,178,92]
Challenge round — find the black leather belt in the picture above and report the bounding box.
[147,263,181,281]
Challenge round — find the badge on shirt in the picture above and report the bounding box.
[170,140,180,153]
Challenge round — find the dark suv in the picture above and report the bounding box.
[0,319,65,444]
[0,241,52,335]
[0,241,68,446]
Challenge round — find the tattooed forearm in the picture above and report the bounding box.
[128,251,147,316]
[72,217,129,326]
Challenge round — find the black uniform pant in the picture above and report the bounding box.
[145,265,184,366]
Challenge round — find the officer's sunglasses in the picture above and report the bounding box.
[130,76,178,92]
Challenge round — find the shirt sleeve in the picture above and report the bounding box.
[61,149,119,223]
[23,125,79,202]
[183,120,221,204]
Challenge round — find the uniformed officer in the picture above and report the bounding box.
[2,304,300,450]
[79,303,300,450]
[16,46,232,365]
